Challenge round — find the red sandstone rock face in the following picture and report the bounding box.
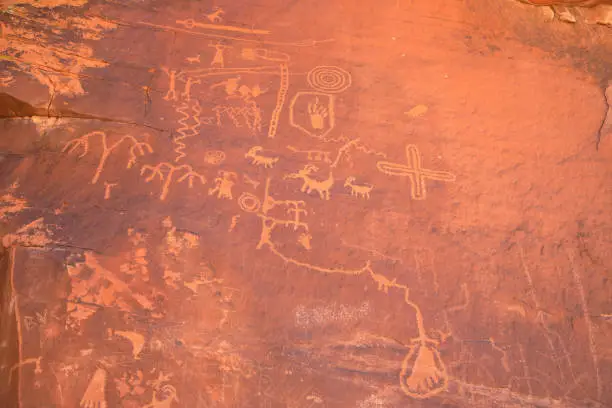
[0,1,611,407]
[519,0,612,5]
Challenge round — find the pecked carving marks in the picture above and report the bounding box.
[377,145,456,200]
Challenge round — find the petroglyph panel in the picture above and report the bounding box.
[3,0,612,407]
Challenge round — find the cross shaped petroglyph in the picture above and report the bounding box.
[376,144,456,200]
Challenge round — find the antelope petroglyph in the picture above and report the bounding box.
[245,146,279,168]
[285,164,334,200]
[344,176,373,199]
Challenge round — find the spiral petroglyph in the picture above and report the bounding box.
[307,66,352,93]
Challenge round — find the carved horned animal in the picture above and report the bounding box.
[245,146,279,168]
[206,7,225,23]
[344,176,373,199]
[285,164,334,200]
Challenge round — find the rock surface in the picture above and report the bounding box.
[0,0,611,407]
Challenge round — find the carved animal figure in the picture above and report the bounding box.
[206,7,224,23]
[285,164,334,200]
[245,146,279,168]
[344,176,373,199]
[143,384,179,408]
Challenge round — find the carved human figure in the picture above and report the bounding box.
[208,171,237,199]
[209,42,229,67]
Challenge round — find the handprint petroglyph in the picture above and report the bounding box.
[308,97,329,129]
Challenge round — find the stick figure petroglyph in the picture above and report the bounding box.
[162,68,179,101]
[209,42,230,68]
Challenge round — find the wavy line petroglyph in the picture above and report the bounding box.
[174,100,202,162]
[377,144,456,200]
[62,131,153,184]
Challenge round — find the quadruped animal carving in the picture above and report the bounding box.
[245,146,279,168]
[344,177,373,199]
[286,146,332,163]
[285,164,334,200]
